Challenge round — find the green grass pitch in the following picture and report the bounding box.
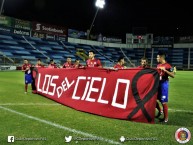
[0,71,192,145]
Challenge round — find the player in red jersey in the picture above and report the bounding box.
[156,52,175,123]
[31,59,44,94]
[73,59,84,68]
[86,50,102,68]
[114,56,125,69]
[22,59,33,94]
[48,59,57,68]
[138,57,149,68]
[35,59,44,68]
[62,57,73,68]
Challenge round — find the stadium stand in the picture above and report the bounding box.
[0,31,193,69]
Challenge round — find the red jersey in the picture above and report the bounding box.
[73,63,84,68]
[48,64,57,68]
[114,63,124,69]
[157,63,172,81]
[86,58,102,68]
[138,65,149,68]
[22,64,32,74]
[62,62,73,68]
[138,66,144,68]
[35,64,44,68]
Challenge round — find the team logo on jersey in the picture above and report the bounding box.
[175,127,191,144]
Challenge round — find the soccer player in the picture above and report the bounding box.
[86,50,102,68]
[73,59,84,68]
[62,57,73,68]
[114,56,125,69]
[31,59,44,94]
[48,59,57,68]
[138,57,149,68]
[35,58,44,68]
[156,52,175,123]
[22,59,33,94]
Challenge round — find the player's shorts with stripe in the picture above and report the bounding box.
[158,80,169,103]
[25,74,33,84]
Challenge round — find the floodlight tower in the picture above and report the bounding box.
[88,0,105,39]
[0,0,5,15]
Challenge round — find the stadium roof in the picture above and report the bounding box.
[1,0,193,38]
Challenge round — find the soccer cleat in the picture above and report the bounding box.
[32,90,37,94]
[164,119,168,123]
[159,118,168,123]
[155,111,163,118]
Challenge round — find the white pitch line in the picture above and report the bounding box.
[169,108,193,113]
[0,106,121,145]
[0,103,60,106]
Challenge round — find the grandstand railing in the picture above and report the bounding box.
[0,51,14,65]
[22,36,50,60]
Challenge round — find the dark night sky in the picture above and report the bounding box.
[1,0,193,39]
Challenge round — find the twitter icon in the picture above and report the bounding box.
[65,136,72,143]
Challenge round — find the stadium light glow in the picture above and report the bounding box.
[88,0,105,39]
[95,0,105,9]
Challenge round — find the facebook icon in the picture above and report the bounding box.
[8,136,14,143]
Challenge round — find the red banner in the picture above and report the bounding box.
[34,68,159,124]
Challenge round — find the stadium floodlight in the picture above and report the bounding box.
[88,0,105,39]
[95,0,105,8]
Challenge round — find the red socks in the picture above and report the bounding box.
[163,103,168,120]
